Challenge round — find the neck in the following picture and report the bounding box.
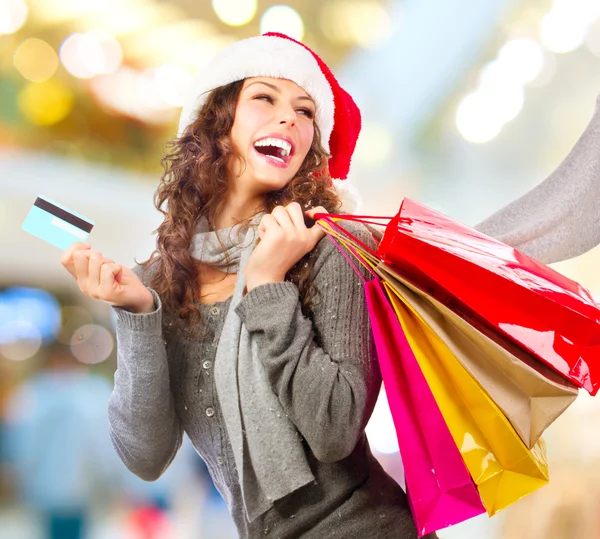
[214,184,265,230]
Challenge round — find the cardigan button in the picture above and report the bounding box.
[205,407,215,418]
[202,360,212,370]
[209,306,220,317]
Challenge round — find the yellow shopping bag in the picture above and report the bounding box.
[382,279,549,516]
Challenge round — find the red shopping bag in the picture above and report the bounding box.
[377,198,600,395]
[323,228,485,537]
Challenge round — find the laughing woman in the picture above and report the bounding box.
[60,34,429,538]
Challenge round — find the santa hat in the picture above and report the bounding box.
[177,32,362,213]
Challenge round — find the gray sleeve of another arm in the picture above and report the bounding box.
[475,94,600,264]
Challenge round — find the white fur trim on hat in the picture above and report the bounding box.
[178,35,334,152]
[331,178,362,215]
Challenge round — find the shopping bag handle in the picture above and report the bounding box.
[318,216,378,283]
[314,215,380,259]
[314,213,394,228]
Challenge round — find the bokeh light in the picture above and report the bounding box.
[60,31,122,79]
[57,305,94,344]
[260,5,304,41]
[60,32,104,79]
[525,51,557,88]
[70,324,114,364]
[456,93,504,144]
[320,0,392,48]
[0,287,61,361]
[478,83,525,124]
[76,2,184,37]
[458,36,535,145]
[0,0,28,35]
[0,287,61,342]
[13,38,59,83]
[365,387,400,454]
[18,79,74,126]
[560,0,600,26]
[148,64,193,108]
[89,30,123,74]
[540,9,586,53]
[495,39,545,85]
[89,66,178,125]
[0,321,42,361]
[212,0,257,27]
[137,67,174,111]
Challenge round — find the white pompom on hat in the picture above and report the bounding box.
[178,32,363,213]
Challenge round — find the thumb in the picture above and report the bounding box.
[308,221,326,244]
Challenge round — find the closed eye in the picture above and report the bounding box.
[297,107,315,119]
[253,93,274,103]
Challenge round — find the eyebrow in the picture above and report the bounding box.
[245,80,315,104]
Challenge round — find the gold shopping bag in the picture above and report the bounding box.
[376,263,577,449]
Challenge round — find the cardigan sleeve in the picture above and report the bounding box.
[108,268,183,481]
[235,222,380,463]
[475,92,600,264]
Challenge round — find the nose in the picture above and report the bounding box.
[279,106,297,126]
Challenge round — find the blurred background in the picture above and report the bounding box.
[2,0,600,538]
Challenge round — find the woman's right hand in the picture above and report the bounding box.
[60,243,155,314]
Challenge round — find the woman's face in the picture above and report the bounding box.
[228,77,316,195]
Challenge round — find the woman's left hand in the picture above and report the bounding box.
[245,202,327,291]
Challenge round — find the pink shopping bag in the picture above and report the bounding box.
[365,278,485,536]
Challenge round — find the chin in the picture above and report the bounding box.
[254,180,291,196]
[254,171,299,193]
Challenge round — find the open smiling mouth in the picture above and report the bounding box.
[253,137,293,167]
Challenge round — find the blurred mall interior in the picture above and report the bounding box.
[3,0,600,538]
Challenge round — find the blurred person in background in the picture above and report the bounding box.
[1,341,118,539]
[59,32,434,539]
[476,93,600,265]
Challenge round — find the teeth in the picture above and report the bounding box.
[254,137,292,157]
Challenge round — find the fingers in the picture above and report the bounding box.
[87,250,103,284]
[305,206,328,220]
[72,249,92,293]
[304,206,328,242]
[99,262,122,298]
[284,202,306,229]
[260,203,327,248]
[259,213,279,236]
[61,243,117,298]
[267,202,314,235]
[87,251,109,298]
[60,242,91,278]
[270,204,296,234]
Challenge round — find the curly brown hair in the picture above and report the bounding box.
[140,79,342,334]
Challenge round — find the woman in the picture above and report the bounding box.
[60,33,427,538]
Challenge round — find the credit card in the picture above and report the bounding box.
[22,196,94,250]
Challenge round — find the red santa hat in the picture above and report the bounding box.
[177,32,362,213]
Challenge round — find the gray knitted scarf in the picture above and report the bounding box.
[191,216,314,522]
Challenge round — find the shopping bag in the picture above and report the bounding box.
[376,198,600,395]
[321,228,485,536]
[376,262,578,449]
[380,277,549,515]
[365,278,485,536]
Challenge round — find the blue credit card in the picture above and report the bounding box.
[22,196,94,250]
